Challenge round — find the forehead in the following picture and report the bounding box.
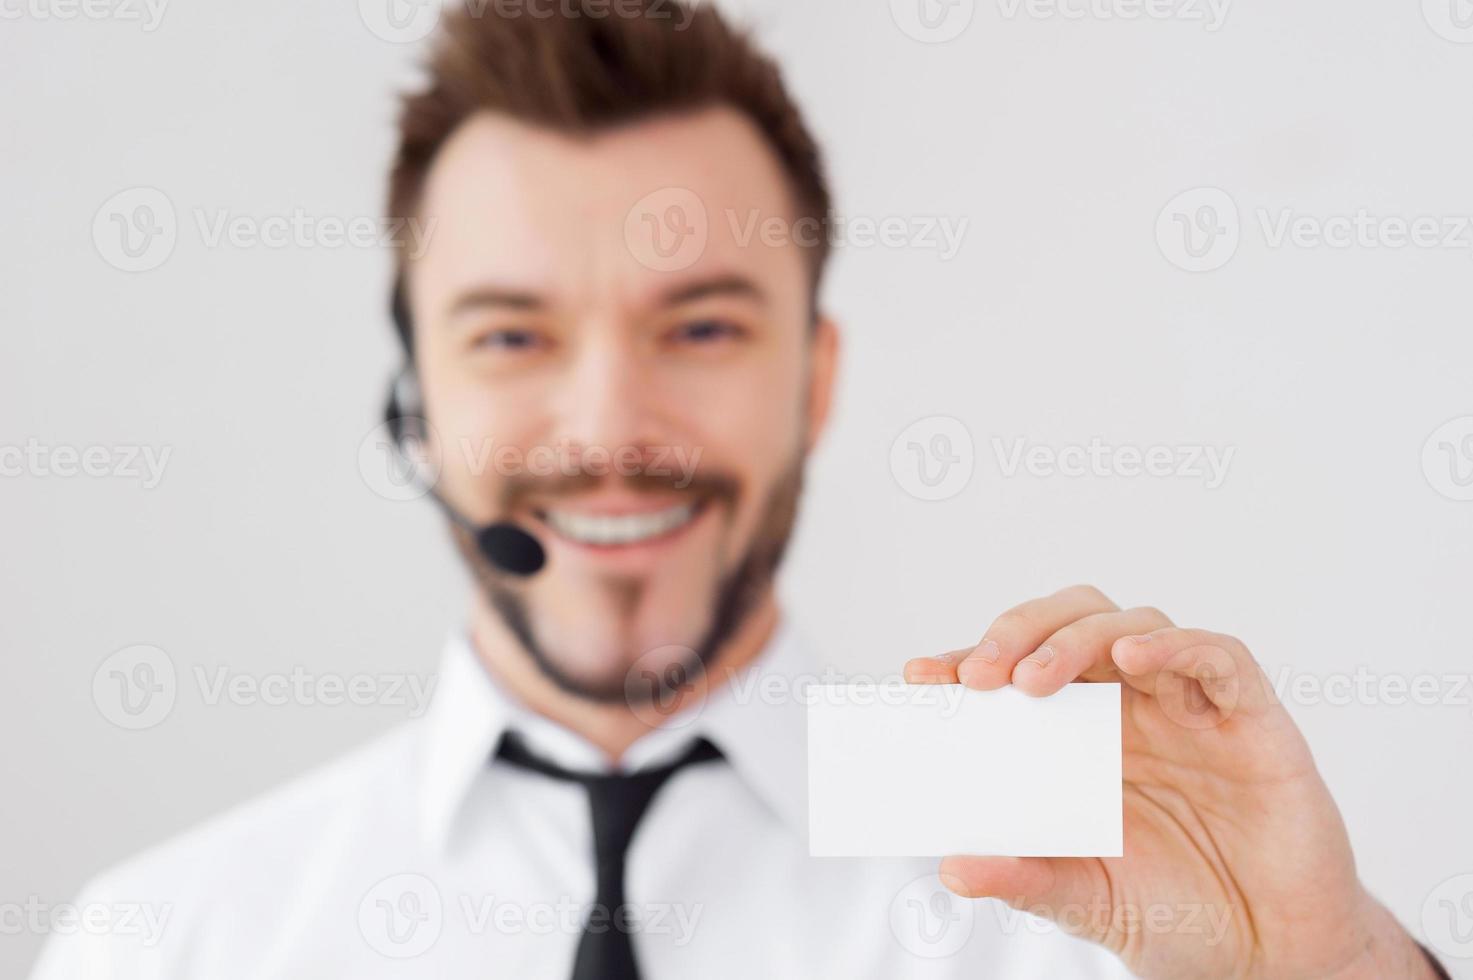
[411,106,807,313]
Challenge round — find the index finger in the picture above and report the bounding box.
[904,584,1119,686]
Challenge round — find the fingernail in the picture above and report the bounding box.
[1123,634,1154,645]
[933,650,960,665]
[1021,645,1055,669]
[973,639,1001,663]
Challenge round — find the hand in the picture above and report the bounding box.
[905,585,1437,980]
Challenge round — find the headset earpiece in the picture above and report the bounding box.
[384,369,428,450]
[391,278,413,354]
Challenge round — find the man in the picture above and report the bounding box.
[34,1,1447,977]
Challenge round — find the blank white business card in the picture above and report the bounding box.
[807,683,1122,857]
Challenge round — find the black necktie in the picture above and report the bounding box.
[494,731,723,980]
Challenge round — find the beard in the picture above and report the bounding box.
[453,453,805,705]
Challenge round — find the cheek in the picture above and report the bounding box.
[678,356,808,497]
[417,370,529,505]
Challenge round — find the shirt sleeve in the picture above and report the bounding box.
[26,876,170,980]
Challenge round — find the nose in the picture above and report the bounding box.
[550,328,663,459]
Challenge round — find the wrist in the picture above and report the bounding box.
[1327,890,1442,980]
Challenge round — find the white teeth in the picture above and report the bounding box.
[545,503,696,546]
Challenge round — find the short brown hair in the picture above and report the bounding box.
[386,0,832,352]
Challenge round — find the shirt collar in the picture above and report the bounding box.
[415,618,813,854]
[414,628,511,852]
[687,621,809,834]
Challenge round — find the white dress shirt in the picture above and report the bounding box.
[32,622,1137,979]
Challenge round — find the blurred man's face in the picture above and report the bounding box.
[407,107,836,702]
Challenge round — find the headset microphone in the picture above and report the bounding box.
[383,369,547,578]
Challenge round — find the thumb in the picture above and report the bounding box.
[938,855,1116,945]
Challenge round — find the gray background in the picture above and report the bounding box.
[3,0,1472,975]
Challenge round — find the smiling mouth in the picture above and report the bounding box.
[537,500,706,548]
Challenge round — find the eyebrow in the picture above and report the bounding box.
[445,286,547,319]
[443,272,769,321]
[658,273,769,309]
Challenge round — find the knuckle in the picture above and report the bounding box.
[1217,633,1253,661]
[1128,605,1170,625]
[1057,583,1109,605]
[988,609,1035,639]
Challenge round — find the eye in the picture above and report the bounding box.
[669,319,746,345]
[474,328,546,352]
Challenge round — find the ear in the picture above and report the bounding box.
[803,315,841,452]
